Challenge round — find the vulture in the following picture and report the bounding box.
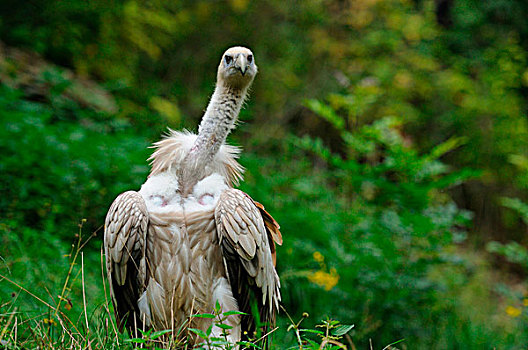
[104,46,282,346]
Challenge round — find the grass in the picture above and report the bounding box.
[1,219,526,349]
[0,224,361,350]
[0,222,122,349]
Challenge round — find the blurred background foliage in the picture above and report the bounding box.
[1,0,528,348]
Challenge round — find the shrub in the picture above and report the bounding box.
[239,102,503,346]
[0,83,151,237]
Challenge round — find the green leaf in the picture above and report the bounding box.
[428,137,467,160]
[382,338,406,350]
[193,313,216,318]
[223,310,248,316]
[150,329,173,339]
[501,197,528,224]
[299,329,324,335]
[304,99,345,130]
[124,338,145,344]
[331,324,355,336]
[215,300,221,312]
[237,340,261,348]
[189,328,208,339]
[304,338,320,347]
[215,323,234,330]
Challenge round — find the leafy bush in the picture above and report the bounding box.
[240,98,527,347]
[2,0,527,240]
[485,157,528,331]
[267,0,528,241]
[0,82,150,237]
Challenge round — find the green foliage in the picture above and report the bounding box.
[0,82,150,236]
[501,197,528,226]
[186,305,252,350]
[488,241,528,271]
[242,105,482,346]
[284,312,356,350]
[0,0,333,135]
[300,0,528,239]
[2,0,527,237]
[488,162,528,272]
[485,191,528,339]
[487,164,528,272]
[0,223,126,349]
[1,0,528,349]
[126,329,176,349]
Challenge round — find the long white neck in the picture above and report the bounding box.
[179,83,248,196]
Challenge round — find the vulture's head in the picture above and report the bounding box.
[218,46,257,89]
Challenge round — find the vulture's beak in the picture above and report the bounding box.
[235,54,248,76]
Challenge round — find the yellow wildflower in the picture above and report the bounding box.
[43,318,57,326]
[523,299,528,307]
[313,251,324,263]
[505,306,522,318]
[308,268,339,291]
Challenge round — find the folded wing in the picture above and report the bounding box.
[104,191,149,332]
[215,189,281,338]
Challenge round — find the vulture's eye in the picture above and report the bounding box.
[247,55,253,63]
[224,55,233,65]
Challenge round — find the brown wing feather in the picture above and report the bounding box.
[254,201,282,266]
[215,189,281,343]
[104,191,148,333]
